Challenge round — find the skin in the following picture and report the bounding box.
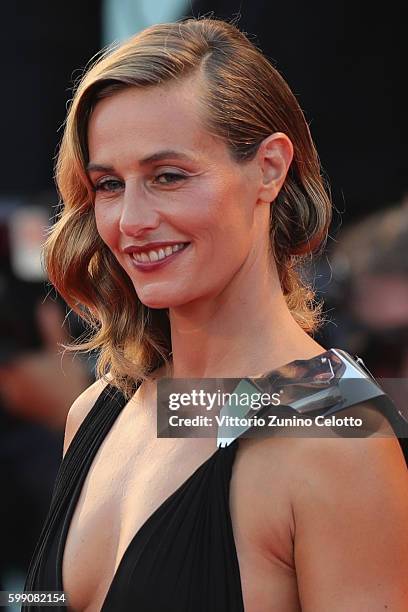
[87,75,325,380]
[62,75,408,611]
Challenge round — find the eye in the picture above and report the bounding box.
[153,172,187,185]
[93,178,124,193]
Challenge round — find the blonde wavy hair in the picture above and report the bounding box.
[45,17,332,399]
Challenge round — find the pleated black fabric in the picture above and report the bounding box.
[22,347,408,611]
[22,382,245,612]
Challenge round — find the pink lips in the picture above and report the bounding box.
[128,242,191,272]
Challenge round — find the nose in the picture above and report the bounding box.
[119,182,160,236]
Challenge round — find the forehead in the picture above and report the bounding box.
[87,78,223,163]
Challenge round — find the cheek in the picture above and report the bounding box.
[191,200,251,265]
[94,205,118,249]
[188,178,239,227]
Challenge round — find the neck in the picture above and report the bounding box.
[166,258,325,380]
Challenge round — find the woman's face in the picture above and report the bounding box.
[87,78,267,309]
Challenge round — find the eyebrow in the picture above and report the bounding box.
[86,149,194,173]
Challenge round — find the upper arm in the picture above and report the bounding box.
[62,377,111,458]
[292,435,408,611]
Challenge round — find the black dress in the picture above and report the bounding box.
[21,382,244,612]
[22,348,407,611]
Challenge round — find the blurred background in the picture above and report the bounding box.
[0,1,406,606]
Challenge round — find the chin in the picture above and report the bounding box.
[135,290,190,310]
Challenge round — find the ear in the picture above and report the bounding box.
[256,132,294,204]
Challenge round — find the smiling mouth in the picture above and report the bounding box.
[131,242,190,263]
[128,242,191,269]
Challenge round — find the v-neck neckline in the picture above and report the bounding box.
[58,383,241,611]
[58,347,344,610]
[101,440,239,609]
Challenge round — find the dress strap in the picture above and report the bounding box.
[22,383,130,607]
[217,348,408,446]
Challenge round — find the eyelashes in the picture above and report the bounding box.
[93,178,123,193]
[153,172,187,185]
[93,173,187,193]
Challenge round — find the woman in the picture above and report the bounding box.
[23,18,408,611]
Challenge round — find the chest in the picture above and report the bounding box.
[62,413,299,612]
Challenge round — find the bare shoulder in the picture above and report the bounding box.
[269,399,407,491]
[289,432,408,503]
[285,433,408,610]
[62,374,113,458]
[245,426,408,609]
